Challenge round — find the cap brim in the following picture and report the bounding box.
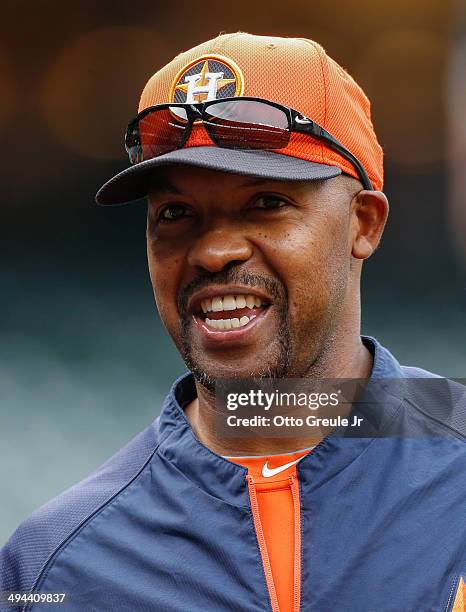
[95,147,342,205]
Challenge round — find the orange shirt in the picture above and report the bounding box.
[225,448,313,612]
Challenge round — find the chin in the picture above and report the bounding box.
[184,351,292,391]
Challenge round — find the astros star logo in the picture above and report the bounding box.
[170,55,244,104]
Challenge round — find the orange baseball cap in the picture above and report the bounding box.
[95,32,383,205]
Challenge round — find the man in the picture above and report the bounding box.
[1,32,466,612]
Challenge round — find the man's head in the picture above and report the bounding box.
[95,32,388,389]
[145,166,387,391]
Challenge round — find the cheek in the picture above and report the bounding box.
[263,217,350,321]
[147,242,182,332]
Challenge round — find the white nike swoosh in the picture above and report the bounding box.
[262,457,304,478]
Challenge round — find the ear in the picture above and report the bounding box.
[350,190,389,260]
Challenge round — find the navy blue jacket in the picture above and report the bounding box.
[1,336,466,611]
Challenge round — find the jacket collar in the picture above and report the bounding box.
[155,336,405,505]
[156,373,250,507]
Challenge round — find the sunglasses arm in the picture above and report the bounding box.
[293,116,373,191]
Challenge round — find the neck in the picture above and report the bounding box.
[183,332,373,457]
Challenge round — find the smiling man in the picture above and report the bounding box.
[2,32,466,612]
[145,166,384,459]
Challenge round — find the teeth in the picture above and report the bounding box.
[212,296,223,312]
[235,295,246,309]
[199,294,265,314]
[223,295,236,311]
[205,315,256,330]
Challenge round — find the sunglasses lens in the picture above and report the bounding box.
[204,100,290,149]
[125,101,290,163]
[126,107,189,163]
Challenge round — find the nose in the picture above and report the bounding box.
[187,227,253,273]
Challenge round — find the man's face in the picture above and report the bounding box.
[147,166,358,390]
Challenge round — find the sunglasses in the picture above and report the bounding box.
[125,96,373,191]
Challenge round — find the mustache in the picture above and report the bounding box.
[177,267,288,316]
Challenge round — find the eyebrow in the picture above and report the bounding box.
[148,175,283,198]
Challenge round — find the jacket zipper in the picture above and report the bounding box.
[246,474,280,612]
[289,474,302,612]
[444,574,459,612]
[246,473,302,612]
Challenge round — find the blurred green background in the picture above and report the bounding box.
[1,0,466,546]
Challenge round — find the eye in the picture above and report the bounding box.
[253,195,288,210]
[158,203,189,223]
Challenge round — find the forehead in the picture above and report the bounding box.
[147,165,328,200]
